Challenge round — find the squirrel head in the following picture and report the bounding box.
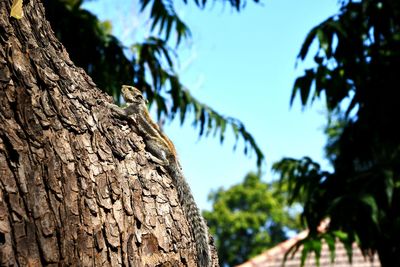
[121,85,148,105]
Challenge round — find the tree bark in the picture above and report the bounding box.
[0,1,217,266]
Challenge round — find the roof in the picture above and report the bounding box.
[236,229,381,267]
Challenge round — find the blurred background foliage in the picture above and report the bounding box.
[42,0,264,167]
[274,0,400,266]
[203,172,301,267]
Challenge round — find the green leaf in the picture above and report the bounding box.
[324,234,336,263]
[359,194,378,226]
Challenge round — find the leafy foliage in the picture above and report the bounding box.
[277,0,400,266]
[43,0,264,167]
[203,173,301,267]
[140,0,191,45]
[43,0,134,99]
[132,37,264,165]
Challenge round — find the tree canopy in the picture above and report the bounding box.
[274,0,400,266]
[203,173,301,266]
[42,0,264,167]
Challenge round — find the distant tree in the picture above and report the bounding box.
[274,0,400,266]
[203,173,301,267]
[42,0,264,167]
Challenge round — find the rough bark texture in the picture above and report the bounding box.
[0,1,218,266]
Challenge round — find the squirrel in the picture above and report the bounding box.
[101,85,212,267]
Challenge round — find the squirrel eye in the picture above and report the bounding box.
[136,94,143,100]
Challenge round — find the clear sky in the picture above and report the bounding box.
[83,0,339,210]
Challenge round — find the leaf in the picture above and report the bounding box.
[140,0,191,46]
[10,0,24,19]
[333,230,348,240]
[300,241,310,267]
[291,70,314,107]
[324,234,336,263]
[198,109,206,137]
[383,170,394,206]
[231,124,239,149]
[298,26,318,60]
[140,0,152,11]
[206,113,213,137]
[219,119,227,143]
[359,194,378,226]
[344,95,358,118]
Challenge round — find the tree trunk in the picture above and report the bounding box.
[0,1,217,266]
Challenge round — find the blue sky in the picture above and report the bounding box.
[83,0,339,210]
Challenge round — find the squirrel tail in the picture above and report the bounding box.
[171,168,212,267]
